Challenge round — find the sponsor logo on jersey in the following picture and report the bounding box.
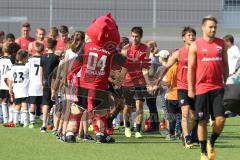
[198,112,204,118]
[202,48,208,53]
[216,46,223,55]
[180,99,184,104]
[202,57,222,62]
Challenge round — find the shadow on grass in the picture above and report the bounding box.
[216,144,240,149]
[116,141,180,144]
[220,135,240,140]
[224,124,240,127]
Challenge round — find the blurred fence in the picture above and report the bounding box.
[1,0,240,49]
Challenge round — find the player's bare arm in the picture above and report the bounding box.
[222,43,229,83]
[156,50,179,86]
[159,80,169,88]
[7,78,13,95]
[39,66,43,86]
[143,48,152,85]
[187,42,197,98]
[28,42,33,54]
[15,38,20,44]
[114,67,128,88]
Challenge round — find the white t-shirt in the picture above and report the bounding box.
[26,56,43,96]
[65,49,78,61]
[65,48,79,73]
[227,45,240,75]
[0,56,13,90]
[9,64,29,99]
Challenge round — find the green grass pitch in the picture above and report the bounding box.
[0,117,239,160]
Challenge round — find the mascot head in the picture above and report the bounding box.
[86,12,120,53]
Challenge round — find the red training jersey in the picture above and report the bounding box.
[177,47,188,90]
[79,42,114,90]
[195,37,225,95]
[56,38,69,52]
[122,43,148,87]
[17,37,35,50]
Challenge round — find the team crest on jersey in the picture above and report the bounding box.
[216,46,223,55]
[198,112,204,118]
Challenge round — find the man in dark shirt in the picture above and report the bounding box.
[40,38,60,132]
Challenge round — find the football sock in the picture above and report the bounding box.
[199,140,207,154]
[107,114,115,128]
[2,103,8,123]
[136,123,141,132]
[0,105,3,122]
[210,132,220,147]
[20,109,23,124]
[120,121,124,126]
[42,113,48,127]
[8,107,14,122]
[29,112,35,124]
[185,135,191,142]
[22,111,29,125]
[125,121,130,128]
[13,111,20,124]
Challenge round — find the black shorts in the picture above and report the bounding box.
[178,89,195,110]
[195,88,225,121]
[0,90,9,100]
[14,97,28,105]
[166,100,181,114]
[122,86,146,107]
[77,87,110,111]
[29,96,42,105]
[108,83,124,99]
[42,88,53,107]
[114,88,124,99]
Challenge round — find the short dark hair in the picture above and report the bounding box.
[131,26,143,37]
[182,26,196,37]
[9,42,21,55]
[78,31,85,41]
[59,25,69,34]
[202,15,218,25]
[34,42,44,53]
[121,37,129,44]
[6,33,15,40]
[22,22,31,28]
[72,31,85,41]
[223,34,234,44]
[16,50,28,62]
[46,38,57,49]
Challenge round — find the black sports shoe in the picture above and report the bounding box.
[58,135,66,142]
[105,135,115,143]
[183,136,194,149]
[40,126,47,133]
[52,129,57,135]
[182,135,185,146]
[65,132,76,143]
[96,133,106,144]
[83,134,94,141]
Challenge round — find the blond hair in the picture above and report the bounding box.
[202,15,218,25]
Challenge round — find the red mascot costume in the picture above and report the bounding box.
[65,12,120,143]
